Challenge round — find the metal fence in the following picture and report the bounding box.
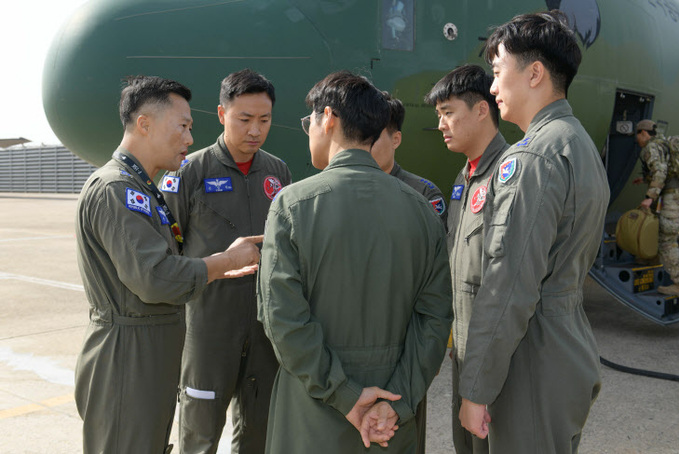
[0,144,97,193]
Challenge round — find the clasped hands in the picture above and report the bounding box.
[345,387,402,448]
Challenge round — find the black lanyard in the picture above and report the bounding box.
[113,150,184,253]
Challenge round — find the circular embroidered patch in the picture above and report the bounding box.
[263,176,282,200]
[470,186,487,213]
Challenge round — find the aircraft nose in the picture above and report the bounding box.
[42,0,332,170]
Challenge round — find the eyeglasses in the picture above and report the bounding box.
[301,110,338,135]
[301,115,312,135]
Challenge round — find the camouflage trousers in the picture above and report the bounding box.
[659,191,679,283]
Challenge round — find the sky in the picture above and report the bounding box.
[0,0,90,145]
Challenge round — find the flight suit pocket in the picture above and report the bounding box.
[539,291,579,316]
[179,387,221,447]
[460,217,483,286]
[485,188,516,257]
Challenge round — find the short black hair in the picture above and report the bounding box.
[219,69,275,107]
[484,10,581,96]
[382,91,405,133]
[424,64,499,127]
[119,75,192,129]
[305,71,389,146]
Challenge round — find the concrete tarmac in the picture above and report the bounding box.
[1,192,678,453]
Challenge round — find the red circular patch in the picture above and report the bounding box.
[136,195,144,203]
[470,186,486,214]
[263,176,282,200]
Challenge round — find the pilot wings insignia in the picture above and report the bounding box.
[204,177,233,193]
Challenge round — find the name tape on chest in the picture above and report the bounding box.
[451,185,464,200]
[204,177,233,193]
[125,188,152,217]
[429,196,446,215]
[498,157,518,183]
[263,176,283,200]
[161,175,180,193]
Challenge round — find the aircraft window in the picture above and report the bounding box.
[382,0,414,51]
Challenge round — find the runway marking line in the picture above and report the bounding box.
[0,272,84,292]
[0,393,74,419]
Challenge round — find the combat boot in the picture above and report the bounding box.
[657,284,679,295]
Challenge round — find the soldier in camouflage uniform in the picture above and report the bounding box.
[636,119,679,295]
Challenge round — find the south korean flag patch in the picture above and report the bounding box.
[161,175,180,193]
[498,157,518,184]
[125,188,152,217]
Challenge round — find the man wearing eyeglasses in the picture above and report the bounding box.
[163,69,291,454]
[258,71,453,453]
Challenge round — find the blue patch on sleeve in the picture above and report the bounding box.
[204,177,233,193]
[451,185,464,200]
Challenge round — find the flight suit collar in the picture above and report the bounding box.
[389,161,402,177]
[467,132,508,180]
[325,148,381,171]
[113,147,149,185]
[213,134,265,174]
[525,98,573,137]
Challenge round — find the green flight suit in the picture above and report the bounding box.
[163,135,291,454]
[74,149,208,454]
[257,149,453,453]
[390,160,447,454]
[391,161,448,226]
[446,133,508,454]
[459,100,608,454]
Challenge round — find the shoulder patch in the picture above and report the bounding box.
[204,177,233,193]
[263,176,283,200]
[125,188,152,217]
[156,206,170,225]
[120,170,132,177]
[498,157,518,183]
[161,175,180,193]
[429,196,445,215]
[516,136,532,147]
[451,185,464,201]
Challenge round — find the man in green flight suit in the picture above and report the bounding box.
[74,75,263,454]
[163,69,291,454]
[371,91,448,228]
[635,119,679,295]
[424,64,509,454]
[457,12,609,453]
[370,91,448,454]
[257,71,453,453]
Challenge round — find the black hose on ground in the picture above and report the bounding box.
[600,356,679,382]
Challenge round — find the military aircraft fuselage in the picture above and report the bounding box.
[43,0,679,323]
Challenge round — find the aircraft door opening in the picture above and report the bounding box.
[604,90,655,205]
